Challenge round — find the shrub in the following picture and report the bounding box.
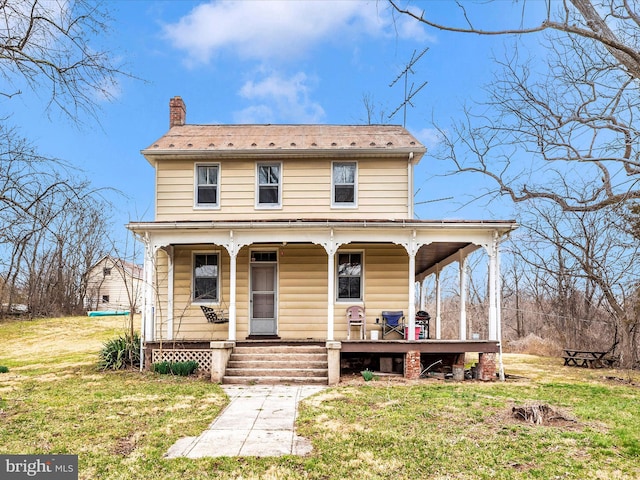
[361,369,375,381]
[99,333,140,370]
[0,366,8,373]
[152,360,198,376]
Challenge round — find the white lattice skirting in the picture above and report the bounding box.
[152,349,212,372]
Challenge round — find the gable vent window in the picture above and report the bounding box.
[257,163,281,208]
[196,164,219,207]
[332,161,357,207]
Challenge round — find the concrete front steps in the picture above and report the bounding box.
[222,344,329,385]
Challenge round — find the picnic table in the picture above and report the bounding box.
[562,349,616,368]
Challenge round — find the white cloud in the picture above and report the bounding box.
[412,127,442,149]
[163,0,430,64]
[234,71,325,123]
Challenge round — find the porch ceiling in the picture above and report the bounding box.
[415,242,477,278]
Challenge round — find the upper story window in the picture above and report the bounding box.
[332,161,357,207]
[337,251,363,301]
[256,163,281,208]
[193,253,219,302]
[195,164,219,208]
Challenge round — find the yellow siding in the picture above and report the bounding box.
[152,242,410,342]
[278,244,328,339]
[155,158,409,221]
[334,243,409,339]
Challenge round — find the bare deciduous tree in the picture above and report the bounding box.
[504,202,639,367]
[0,125,111,317]
[0,0,131,122]
[389,0,640,212]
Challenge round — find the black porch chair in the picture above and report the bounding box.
[381,311,405,338]
[200,305,229,324]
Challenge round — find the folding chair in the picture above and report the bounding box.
[381,310,405,338]
[346,305,365,340]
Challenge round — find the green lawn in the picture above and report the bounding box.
[1,316,639,479]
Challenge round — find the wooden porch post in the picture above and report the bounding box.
[459,252,468,341]
[324,230,339,341]
[326,247,335,341]
[435,266,442,339]
[225,231,240,342]
[407,250,417,340]
[142,236,155,343]
[166,246,174,341]
[488,233,498,341]
[228,251,237,341]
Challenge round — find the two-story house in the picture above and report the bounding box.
[128,97,517,385]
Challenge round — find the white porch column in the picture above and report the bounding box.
[435,267,442,339]
[496,242,505,381]
[142,236,155,343]
[166,246,174,341]
[487,234,498,341]
[400,231,419,340]
[407,251,417,340]
[224,231,241,342]
[459,252,468,341]
[228,251,237,341]
[322,230,340,341]
[327,250,335,340]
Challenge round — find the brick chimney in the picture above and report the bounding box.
[169,96,186,128]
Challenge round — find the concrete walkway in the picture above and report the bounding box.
[165,385,326,458]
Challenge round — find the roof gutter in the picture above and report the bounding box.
[141,147,426,164]
[127,219,518,233]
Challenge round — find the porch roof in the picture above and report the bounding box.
[128,218,517,279]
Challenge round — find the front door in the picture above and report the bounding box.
[250,252,277,335]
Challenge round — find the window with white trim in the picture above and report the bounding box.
[193,253,219,302]
[257,163,281,207]
[332,161,357,206]
[195,164,219,207]
[337,252,362,300]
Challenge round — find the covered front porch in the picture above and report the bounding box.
[129,219,516,384]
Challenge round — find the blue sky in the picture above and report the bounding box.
[8,1,549,246]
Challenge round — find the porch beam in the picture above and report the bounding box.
[340,340,499,354]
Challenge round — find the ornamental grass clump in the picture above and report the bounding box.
[0,365,8,373]
[152,360,198,376]
[99,333,140,370]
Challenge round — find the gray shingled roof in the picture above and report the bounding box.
[142,124,426,160]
